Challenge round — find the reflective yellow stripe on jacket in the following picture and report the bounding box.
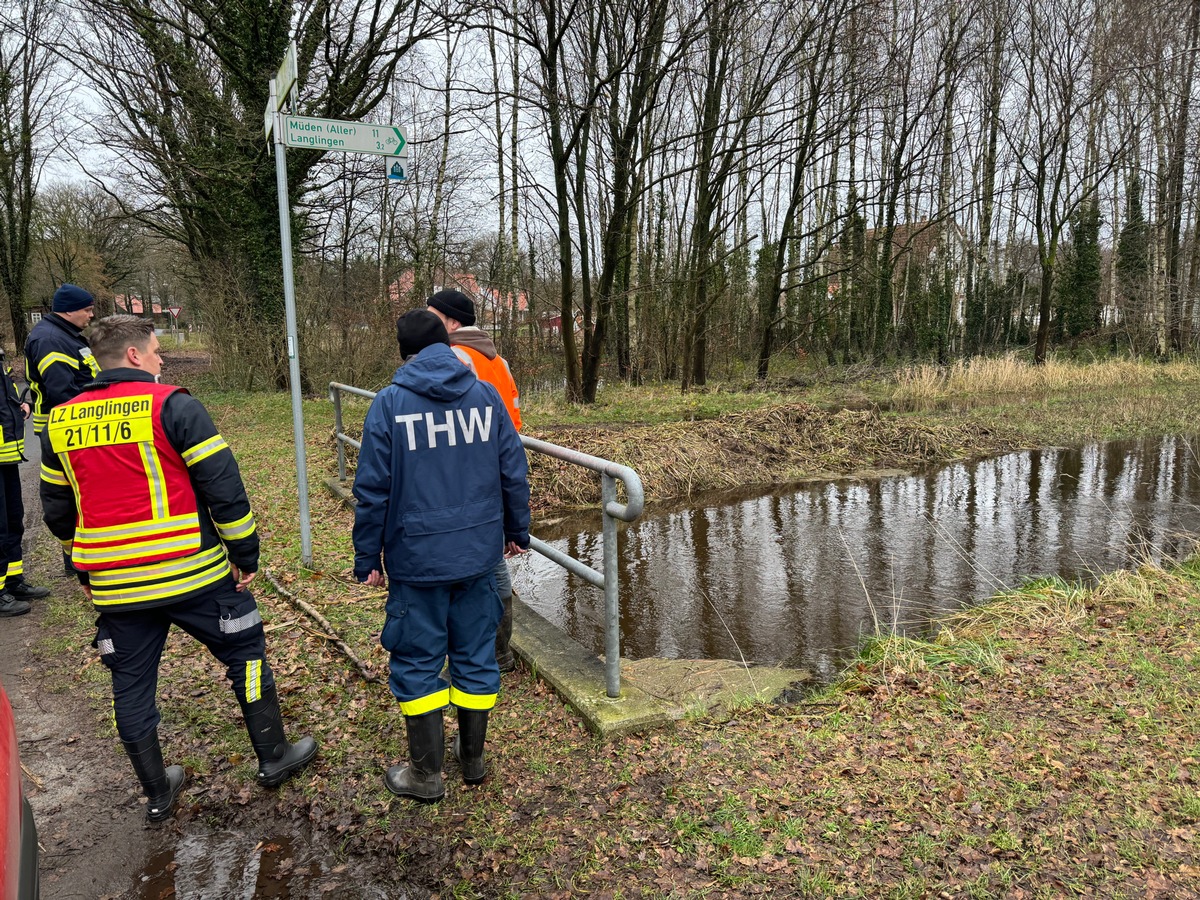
[71,513,203,566]
[86,546,230,606]
[37,351,79,375]
[214,511,256,542]
[0,440,23,464]
[40,461,68,486]
[182,435,229,467]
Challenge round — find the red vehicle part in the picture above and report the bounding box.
[0,684,38,900]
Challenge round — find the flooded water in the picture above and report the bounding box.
[134,828,400,899]
[512,436,1200,681]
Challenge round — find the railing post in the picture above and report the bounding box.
[331,385,347,483]
[602,473,620,698]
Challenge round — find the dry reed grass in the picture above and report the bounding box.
[893,354,1200,409]
[938,577,1090,641]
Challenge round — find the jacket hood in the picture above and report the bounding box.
[451,326,498,360]
[392,342,477,400]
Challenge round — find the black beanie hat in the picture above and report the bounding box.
[52,284,95,313]
[396,309,450,360]
[427,289,476,327]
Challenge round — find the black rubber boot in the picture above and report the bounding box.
[239,684,318,787]
[385,710,445,802]
[123,731,186,823]
[452,708,489,785]
[495,591,515,673]
[0,592,30,618]
[7,579,49,601]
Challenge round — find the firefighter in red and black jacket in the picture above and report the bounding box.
[23,283,99,436]
[39,314,317,823]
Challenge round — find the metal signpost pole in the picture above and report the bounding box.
[265,41,405,569]
[269,75,314,567]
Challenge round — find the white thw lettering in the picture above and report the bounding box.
[395,408,495,449]
[456,407,492,443]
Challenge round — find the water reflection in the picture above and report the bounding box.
[135,829,398,899]
[513,436,1200,679]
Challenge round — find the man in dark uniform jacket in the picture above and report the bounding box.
[40,314,316,822]
[23,283,99,435]
[24,283,100,576]
[354,310,530,803]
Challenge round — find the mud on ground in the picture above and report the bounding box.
[159,349,213,379]
[1,441,174,899]
[0,566,164,899]
[7,418,417,899]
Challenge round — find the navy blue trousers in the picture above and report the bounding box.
[95,580,272,742]
[381,572,503,716]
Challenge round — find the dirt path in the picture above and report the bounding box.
[6,422,412,899]
[1,428,166,899]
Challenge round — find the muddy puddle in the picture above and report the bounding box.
[132,827,402,899]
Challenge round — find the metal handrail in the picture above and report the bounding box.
[329,382,644,697]
[330,382,377,483]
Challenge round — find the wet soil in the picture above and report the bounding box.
[159,350,213,380]
[2,452,166,898]
[5,413,417,899]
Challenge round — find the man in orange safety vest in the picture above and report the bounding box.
[426,289,522,672]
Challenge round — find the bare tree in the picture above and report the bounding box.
[1003,0,1123,363]
[575,0,684,400]
[1151,0,1200,351]
[675,0,811,388]
[753,0,860,379]
[71,0,444,383]
[0,0,67,345]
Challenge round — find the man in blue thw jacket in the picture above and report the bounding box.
[353,310,530,803]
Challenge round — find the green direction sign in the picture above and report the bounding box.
[282,116,407,156]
